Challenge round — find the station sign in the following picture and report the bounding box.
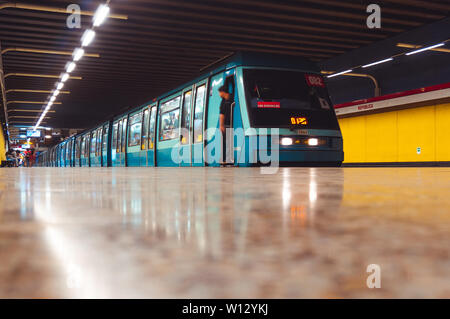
[26,130,41,138]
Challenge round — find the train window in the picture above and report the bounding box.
[193,85,206,144]
[159,96,181,141]
[112,122,118,150]
[91,131,97,154]
[141,109,149,150]
[128,113,142,147]
[180,90,192,145]
[121,118,127,152]
[149,107,157,149]
[117,120,122,153]
[243,69,336,128]
[102,126,109,154]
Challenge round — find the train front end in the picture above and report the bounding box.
[236,67,343,167]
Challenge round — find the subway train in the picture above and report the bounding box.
[36,52,344,167]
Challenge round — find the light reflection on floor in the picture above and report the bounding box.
[0,167,449,298]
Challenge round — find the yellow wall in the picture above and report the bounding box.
[0,127,6,162]
[338,102,450,163]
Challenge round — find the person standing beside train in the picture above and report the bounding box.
[218,85,234,164]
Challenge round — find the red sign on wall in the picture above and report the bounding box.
[305,74,325,87]
[357,104,374,110]
[257,101,281,108]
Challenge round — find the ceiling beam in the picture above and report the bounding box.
[6,89,70,94]
[0,2,128,20]
[1,47,100,57]
[4,73,82,80]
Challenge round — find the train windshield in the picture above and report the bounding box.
[243,69,339,129]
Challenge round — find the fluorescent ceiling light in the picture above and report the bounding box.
[56,82,64,90]
[61,73,69,82]
[53,90,60,97]
[93,4,110,27]
[72,48,85,61]
[81,29,96,47]
[405,43,445,56]
[45,135,51,139]
[327,69,352,78]
[362,58,394,68]
[66,61,76,73]
[47,101,53,107]
[50,96,56,102]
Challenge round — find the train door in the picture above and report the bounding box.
[102,124,109,167]
[87,133,92,167]
[179,87,193,166]
[66,140,70,167]
[206,72,226,166]
[127,111,143,167]
[89,131,97,166]
[140,107,150,166]
[75,137,81,167]
[96,128,102,166]
[121,116,128,166]
[81,135,87,166]
[66,140,71,167]
[111,120,119,166]
[191,80,208,166]
[147,104,157,166]
[58,144,62,167]
[97,128,102,166]
[70,139,73,167]
[156,94,181,166]
[61,144,65,167]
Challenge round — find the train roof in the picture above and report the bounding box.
[118,51,319,118]
[63,52,320,142]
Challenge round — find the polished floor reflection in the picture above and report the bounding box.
[0,167,449,298]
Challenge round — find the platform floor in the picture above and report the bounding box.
[0,167,449,298]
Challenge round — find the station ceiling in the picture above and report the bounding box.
[1,0,449,131]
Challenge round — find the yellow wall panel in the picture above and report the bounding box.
[435,103,450,161]
[339,116,366,163]
[397,105,435,162]
[338,101,450,164]
[365,112,398,162]
[0,128,5,162]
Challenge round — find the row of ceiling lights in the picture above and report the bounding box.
[32,3,111,130]
[327,42,448,78]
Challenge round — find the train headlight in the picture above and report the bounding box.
[308,138,319,146]
[281,137,293,146]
